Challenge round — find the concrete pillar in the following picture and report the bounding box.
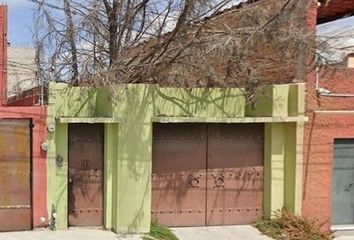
[264,123,285,218]
[294,122,304,214]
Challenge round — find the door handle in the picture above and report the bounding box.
[345,183,354,192]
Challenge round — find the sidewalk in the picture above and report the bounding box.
[0,227,353,240]
[0,228,142,240]
[335,231,354,240]
[171,225,271,240]
[0,226,268,240]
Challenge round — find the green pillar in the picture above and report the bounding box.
[113,85,154,233]
[114,121,152,233]
[264,123,285,218]
[284,123,296,212]
[47,122,68,229]
[283,122,304,214]
[294,122,304,214]
[104,123,118,230]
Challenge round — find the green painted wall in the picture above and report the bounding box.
[47,83,305,233]
[46,121,68,228]
[104,124,118,229]
[264,122,304,218]
[264,123,285,218]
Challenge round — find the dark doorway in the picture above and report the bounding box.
[68,123,104,227]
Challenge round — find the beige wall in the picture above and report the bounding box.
[347,55,354,68]
[7,47,38,97]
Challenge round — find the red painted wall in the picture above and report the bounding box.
[0,5,48,228]
[0,107,47,227]
[303,67,354,228]
[0,5,7,106]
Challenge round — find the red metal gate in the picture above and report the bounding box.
[68,124,104,226]
[206,124,264,225]
[0,119,32,231]
[152,123,264,227]
[152,124,207,226]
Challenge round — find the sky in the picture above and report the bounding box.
[7,0,35,46]
[6,0,245,47]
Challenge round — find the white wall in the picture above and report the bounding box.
[7,47,38,97]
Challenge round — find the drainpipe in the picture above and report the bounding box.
[315,66,320,91]
[319,93,354,97]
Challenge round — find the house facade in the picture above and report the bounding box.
[46,83,306,232]
[0,5,47,231]
[303,0,354,229]
[1,0,353,234]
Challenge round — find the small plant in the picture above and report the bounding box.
[254,209,333,240]
[142,222,179,240]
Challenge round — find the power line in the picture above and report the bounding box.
[24,0,65,11]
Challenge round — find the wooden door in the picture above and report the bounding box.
[0,119,31,231]
[68,124,104,226]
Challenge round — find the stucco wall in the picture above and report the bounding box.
[47,83,305,233]
[0,106,48,227]
[7,47,38,97]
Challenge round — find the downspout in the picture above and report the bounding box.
[315,66,320,91]
[319,93,354,97]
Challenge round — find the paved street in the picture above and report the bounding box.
[0,227,353,240]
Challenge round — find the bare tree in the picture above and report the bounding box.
[31,0,320,93]
[63,0,79,84]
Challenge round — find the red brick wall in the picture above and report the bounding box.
[307,0,318,31]
[303,67,354,228]
[302,0,354,228]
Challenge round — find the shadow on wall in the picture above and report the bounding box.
[48,83,299,232]
[114,86,154,232]
[153,87,246,118]
[113,86,247,231]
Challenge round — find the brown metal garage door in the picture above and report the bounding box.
[206,124,264,225]
[0,119,32,231]
[151,124,207,227]
[68,124,104,226]
[152,123,264,227]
